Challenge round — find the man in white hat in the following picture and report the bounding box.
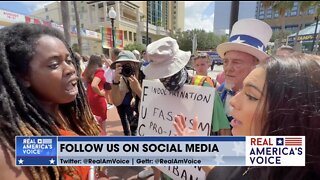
[216,18,272,124]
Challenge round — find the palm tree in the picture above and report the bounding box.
[261,1,293,44]
[261,1,293,50]
[73,1,82,54]
[261,1,274,18]
[60,1,71,45]
[272,1,294,32]
[293,1,314,47]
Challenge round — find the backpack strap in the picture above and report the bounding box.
[204,76,216,87]
[191,75,206,86]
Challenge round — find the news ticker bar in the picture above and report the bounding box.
[16,136,305,166]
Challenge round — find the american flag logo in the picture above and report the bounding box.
[285,137,302,146]
[42,139,52,144]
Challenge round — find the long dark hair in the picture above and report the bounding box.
[253,53,320,179]
[0,23,100,179]
[82,55,103,82]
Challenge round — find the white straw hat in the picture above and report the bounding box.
[143,37,191,79]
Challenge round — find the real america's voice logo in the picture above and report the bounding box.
[246,136,305,166]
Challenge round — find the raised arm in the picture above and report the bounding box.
[111,64,126,106]
[173,114,199,136]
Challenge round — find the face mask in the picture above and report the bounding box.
[160,68,188,92]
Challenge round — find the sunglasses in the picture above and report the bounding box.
[194,54,208,60]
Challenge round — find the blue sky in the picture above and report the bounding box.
[0,1,53,15]
[185,1,215,31]
[0,1,256,32]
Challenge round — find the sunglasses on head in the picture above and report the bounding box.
[194,54,208,60]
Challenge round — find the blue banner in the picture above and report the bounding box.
[15,136,304,166]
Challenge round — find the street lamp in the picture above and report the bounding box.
[108,7,117,48]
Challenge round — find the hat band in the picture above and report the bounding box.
[229,34,266,51]
[117,55,131,60]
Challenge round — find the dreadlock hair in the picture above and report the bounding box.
[0,23,100,180]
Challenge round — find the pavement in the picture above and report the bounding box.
[104,66,223,179]
[105,104,154,180]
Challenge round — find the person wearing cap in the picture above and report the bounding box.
[110,50,143,136]
[276,45,295,56]
[216,18,272,125]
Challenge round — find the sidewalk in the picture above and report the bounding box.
[105,106,154,180]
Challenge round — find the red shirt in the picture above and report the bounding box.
[87,68,107,120]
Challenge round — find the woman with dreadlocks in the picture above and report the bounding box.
[0,23,108,179]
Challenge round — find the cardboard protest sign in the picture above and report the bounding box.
[137,80,215,180]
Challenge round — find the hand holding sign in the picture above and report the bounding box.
[174,114,199,136]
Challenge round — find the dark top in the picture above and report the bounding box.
[206,166,251,180]
[207,166,320,180]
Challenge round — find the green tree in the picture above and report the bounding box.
[172,29,227,52]
[261,1,274,18]
[174,29,193,51]
[271,30,291,43]
[272,1,294,32]
[262,1,294,46]
[262,1,294,32]
[271,30,292,54]
[124,42,145,52]
[219,34,229,44]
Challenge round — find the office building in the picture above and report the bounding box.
[32,1,185,54]
[255,1,317,33]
